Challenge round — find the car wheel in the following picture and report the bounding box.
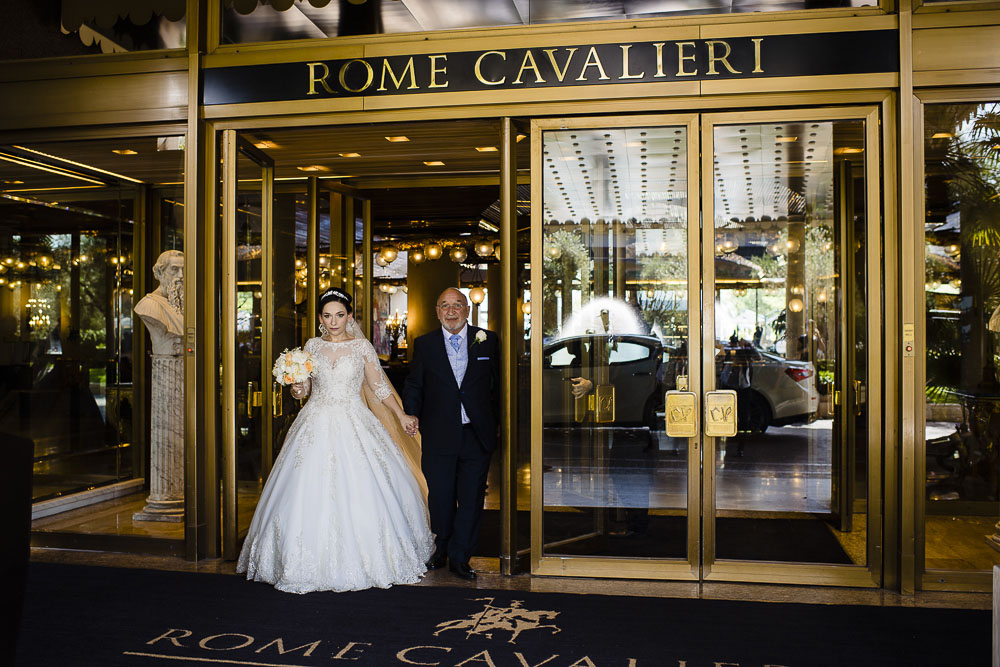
[745,392,772,434]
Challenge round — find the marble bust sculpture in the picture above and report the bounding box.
[133,250,185,522]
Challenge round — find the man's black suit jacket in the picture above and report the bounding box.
[403,325,500,453]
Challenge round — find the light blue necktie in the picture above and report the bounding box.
[450,333,462,352]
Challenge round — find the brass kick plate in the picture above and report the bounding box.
[704,390,738,438]
[665,391,697,438]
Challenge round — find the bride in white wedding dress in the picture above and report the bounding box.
[237,288,434,593]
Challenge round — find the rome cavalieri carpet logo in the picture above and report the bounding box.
[122,597,790,667]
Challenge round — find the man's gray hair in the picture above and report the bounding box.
[152,250,183,281]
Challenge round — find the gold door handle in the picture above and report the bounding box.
[272,381,283,417]
[704,389,738,438]
[247,381,262,417]
[665,390,698,438]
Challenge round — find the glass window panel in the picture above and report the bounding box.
[711,118,868,565]
[540,124,690,559]
[923,103,1000,573]
[0,134,185,540]
[0,1,186,60]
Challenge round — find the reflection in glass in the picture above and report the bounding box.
[0,3,187,60]
[540,125,690,559]
[221,0,874,45]
[711,119,867,564]
[0,135,185,540]
[923,103,1000,573]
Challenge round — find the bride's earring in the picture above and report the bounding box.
[318,322,329,336]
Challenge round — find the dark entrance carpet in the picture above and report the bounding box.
[16,562,988,667]
[477,511,853,563]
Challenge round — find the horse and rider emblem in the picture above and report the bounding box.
[434,597,561,645]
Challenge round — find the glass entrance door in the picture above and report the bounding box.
[530,108,882,586]
[220,132,299,558]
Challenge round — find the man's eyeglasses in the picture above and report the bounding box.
[437,303,467,311]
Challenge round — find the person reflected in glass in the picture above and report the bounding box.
[568,373,653,540]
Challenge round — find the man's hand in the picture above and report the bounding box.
[402,414,419,436]
[569,377,593,399]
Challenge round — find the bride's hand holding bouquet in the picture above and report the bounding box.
[273,347,315,399]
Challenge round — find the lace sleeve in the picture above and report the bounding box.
[361,340,392,401]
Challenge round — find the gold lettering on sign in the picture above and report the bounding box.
[676,42,698,76]
[306,62,335,95]
[255,638,322,657]
[456,650,498,667]
[397,646,452,665]
[514,50,545,84]
[575,46,610,81]
[332,641,372,660]
[705,40,740,75]
[146,629,192,647]
[339,59,374,93]
[619,45,644,79]
[474,51,506,85]
[378,58,418,91]
[752,37,764,73]
[514,653,560,667]
[543,48,578,82]
[429,54,449,88]
[653,42,666,77]
[567,657,598,667]
[198,633,255,651]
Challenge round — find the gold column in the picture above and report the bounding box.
[184,0,218,560]
[362,199,373,340]
[306,177,319,344]
[500,118,518,575]
[220,129,238,560]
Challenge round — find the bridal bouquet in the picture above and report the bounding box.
[272,347,314,386]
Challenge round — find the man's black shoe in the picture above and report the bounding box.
[449,561,476,580]
[426,549,447,570]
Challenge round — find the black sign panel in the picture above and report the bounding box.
[204,30,898,106]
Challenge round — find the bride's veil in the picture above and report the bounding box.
[348,319,428,503]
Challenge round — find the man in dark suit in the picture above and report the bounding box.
[403,287,499,580]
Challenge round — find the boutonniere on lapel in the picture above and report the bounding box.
[472,330,488,346]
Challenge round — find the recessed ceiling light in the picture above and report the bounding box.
[297,165,331,172]
[931,132,954,139]
[386,136,410,142]
[339,152,361,158]
[254,140,279,149]
[516,134,527,142]
[423,161,445,166]
[112,149,138,155]
[475,146,498,152]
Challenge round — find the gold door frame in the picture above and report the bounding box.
[700,106,883,587]
[529,113,703,581]
[530,106,885,586]
[220,130,275,559]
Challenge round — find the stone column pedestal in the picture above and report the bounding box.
[134,354,185,522]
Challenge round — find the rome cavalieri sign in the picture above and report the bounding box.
[203,30,898,105]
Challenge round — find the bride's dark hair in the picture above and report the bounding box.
[318,288,353,315]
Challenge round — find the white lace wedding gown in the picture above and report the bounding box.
[237,336,434,594]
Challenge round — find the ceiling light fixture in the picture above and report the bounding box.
[423,161,445,166]
[475,146,498,152]
[385,136,410,142]
[112,149,138,155]
[339,152,361,158]
[297,165,331,172]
